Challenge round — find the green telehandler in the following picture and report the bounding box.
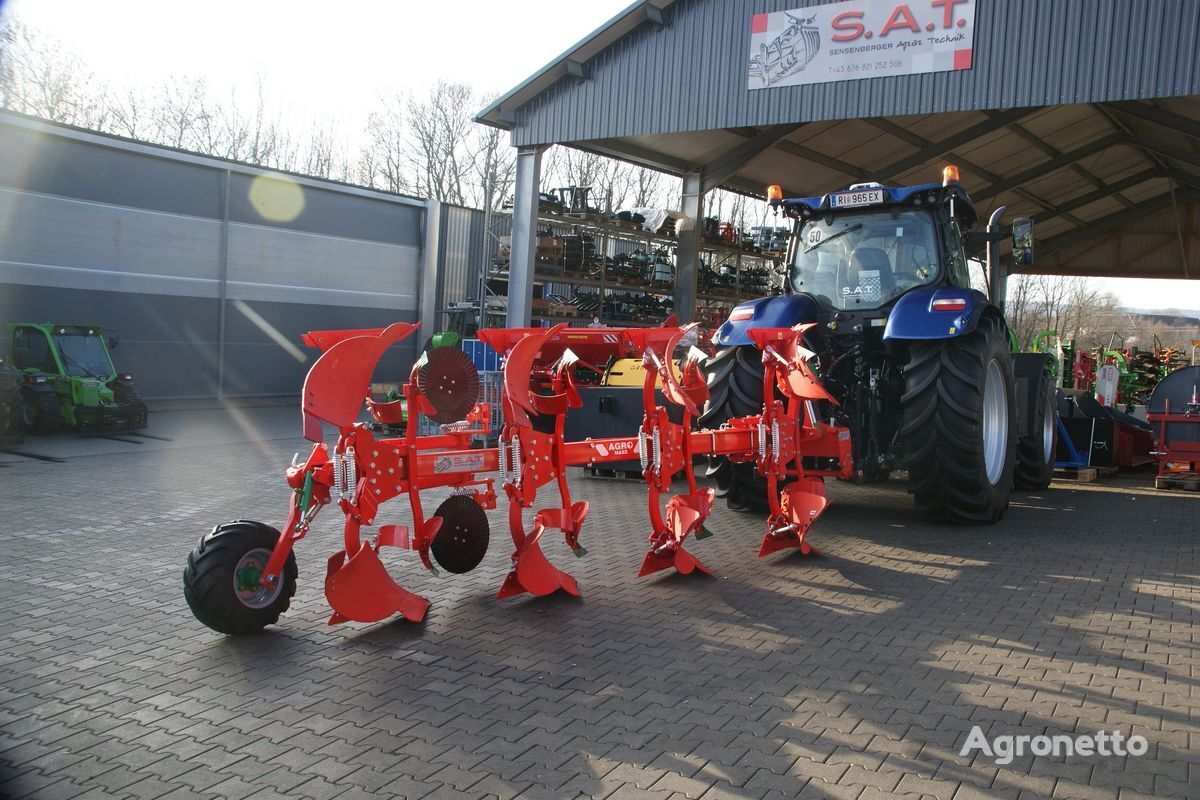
[6,323,148,434]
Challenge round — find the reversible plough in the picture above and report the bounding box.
[184,322,852,633]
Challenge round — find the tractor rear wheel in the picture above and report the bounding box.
[183,521,297,635]
[900,316,1016,524]
[20,386,60,435]
[1013,365,1056,490]
[698,345,770,513]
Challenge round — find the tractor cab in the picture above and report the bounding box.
[779,171,979,329]
[12,324,118,379]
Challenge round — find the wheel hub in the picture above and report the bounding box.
[233,548,283,609]
[982,359,1009,485]
[1042,399,1054,462]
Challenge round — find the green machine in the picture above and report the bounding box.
[6,323,147,434]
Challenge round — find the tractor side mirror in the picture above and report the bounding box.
[1011,217,1034,267]
[105,332,119,350]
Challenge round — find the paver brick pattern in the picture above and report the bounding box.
[1,417,1197,800]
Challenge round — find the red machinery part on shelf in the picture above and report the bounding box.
[232,320,852,627]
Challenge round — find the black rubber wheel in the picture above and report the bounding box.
[900,316,1016,524]
[111,377,149,430]
[183,521,298,635]
[698,345,770,513]
[1014,367,1056,490]
[0,370,22,443]
[20,386,60,435]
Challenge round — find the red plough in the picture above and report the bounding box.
[183,321,853,635]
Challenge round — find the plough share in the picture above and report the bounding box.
[183,322,851,634]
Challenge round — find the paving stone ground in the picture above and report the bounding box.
[1,406,1197,800]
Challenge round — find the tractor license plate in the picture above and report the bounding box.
[830,189,883,208]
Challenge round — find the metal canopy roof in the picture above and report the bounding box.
[584,99,1200,279]
[479,0,1200,280]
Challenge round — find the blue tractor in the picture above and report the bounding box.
[700,167,1056,523]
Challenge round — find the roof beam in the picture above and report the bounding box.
[1038,190,1194,260]
[576,138,696,175]
[772,139,868,180]
[1124,132,1200,174]
[872,107,1043,181]
[702,125,803,193]
[866,117,1074,222]
[1092,103,1169,175]
[972,133,1125,202]
[995,115,1135,209]
[1030,169,1159,224]
[1110,101,1200,143]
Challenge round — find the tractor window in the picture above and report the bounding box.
[13,328,57,372]
[52,331,113,378]
[791,209,939,310]
[944,221,971,287]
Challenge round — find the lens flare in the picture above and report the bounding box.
[247,173,305,222]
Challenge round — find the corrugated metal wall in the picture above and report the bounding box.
[0,113,427,399]
[511,0,1200,146]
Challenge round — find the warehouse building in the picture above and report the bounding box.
[477,0,1200,326]
[0,112,485,399]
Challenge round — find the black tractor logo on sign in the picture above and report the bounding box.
[750,13,820,87]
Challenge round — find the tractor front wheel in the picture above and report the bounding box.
[111,376,149,430]
[183,521,297,635]
[901,316,1017,524]
[698,345,770,513]
[20,386,60,435]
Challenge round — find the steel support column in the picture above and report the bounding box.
[507,145,546,328]
[674,170,703,323]
[418,200,443,348]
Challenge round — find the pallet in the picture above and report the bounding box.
[1053,465,1118,483]
[1054,467,1098,482]
[1155,473,1200,492]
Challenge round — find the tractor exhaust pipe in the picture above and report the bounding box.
[986,206,1008,314]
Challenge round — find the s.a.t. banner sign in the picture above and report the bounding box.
[748,0,976,90]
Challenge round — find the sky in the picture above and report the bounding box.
[4,0,1199,314]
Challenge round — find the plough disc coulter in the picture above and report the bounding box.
[183,322,852,634]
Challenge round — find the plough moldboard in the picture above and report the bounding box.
[183,321,852,634]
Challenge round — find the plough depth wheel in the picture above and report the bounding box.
[183,521,298,635]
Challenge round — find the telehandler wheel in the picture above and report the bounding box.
[0,380,22,443]
[1013,367,1056,491]
[698,345,770,514]
[901,316,1016,524]
[20,386,60,435]
[183,521,297,635]
[111,377,149,430]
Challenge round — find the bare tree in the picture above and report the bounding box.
[465,97,515,211]
[361,96,409,193]
[0,19,109,128]
[404,81,475,204]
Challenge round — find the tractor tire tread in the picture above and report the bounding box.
[901,316,1016,524]
[183,521,297,635]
